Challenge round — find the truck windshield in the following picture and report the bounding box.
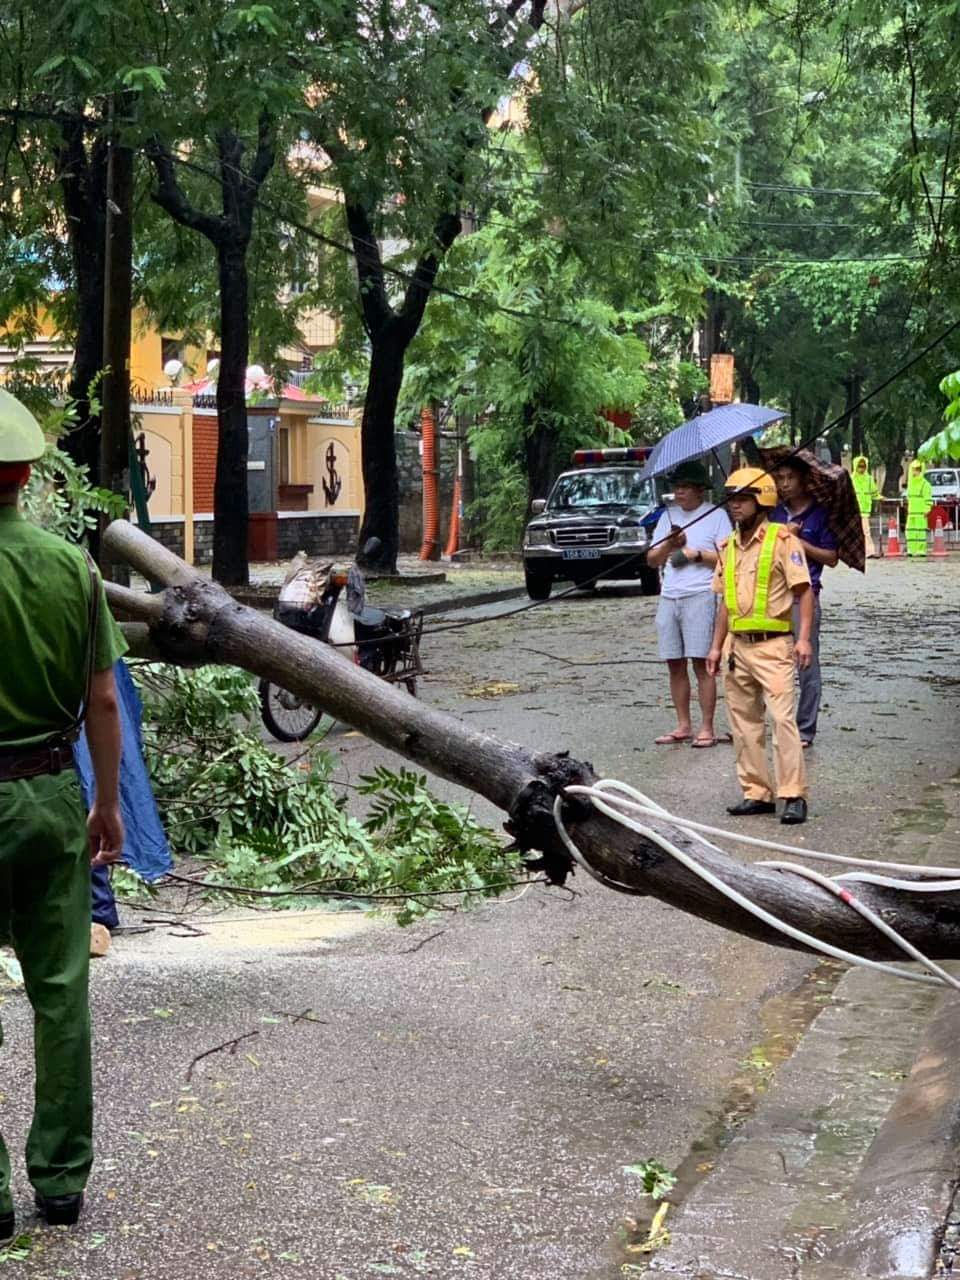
[549,470,655,510]
[925,470,959,487]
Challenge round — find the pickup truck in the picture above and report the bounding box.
[521,448,663,600]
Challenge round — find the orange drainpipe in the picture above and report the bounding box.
[419,403,441,560]
[444,470,461,558]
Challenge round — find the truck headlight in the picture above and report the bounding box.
[525,527,551,547]
[616,526,647,544]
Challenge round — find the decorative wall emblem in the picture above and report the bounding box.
[322,441,342,506]
[134,432,157,499]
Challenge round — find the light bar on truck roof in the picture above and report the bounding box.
[572,446,652,466]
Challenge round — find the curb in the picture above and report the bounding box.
[802,989,960,1280]
[230,583,528,618]
[642,966,953,1280]
[418,585,527,616]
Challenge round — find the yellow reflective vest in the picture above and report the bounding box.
[724,523,792,633]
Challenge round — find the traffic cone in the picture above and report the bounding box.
[885,517,903,558]
[932,515,948,558]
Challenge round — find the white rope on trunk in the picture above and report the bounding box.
[553,780,960,993]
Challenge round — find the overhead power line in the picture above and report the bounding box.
[746,180,959,201]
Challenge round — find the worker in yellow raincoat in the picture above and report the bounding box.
[905,459,932,558]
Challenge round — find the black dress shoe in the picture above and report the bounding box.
[0,1210,13,1241]
[780,797,808,825]
[34,1192,83,1226]
[726,799,776,816]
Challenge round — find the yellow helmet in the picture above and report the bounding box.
[0,388,45,464]
[724,466,778,508]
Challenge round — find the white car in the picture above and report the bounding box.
[924,467,960,505]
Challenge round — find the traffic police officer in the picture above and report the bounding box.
[706,467,814,825]
[0,389,126,1235]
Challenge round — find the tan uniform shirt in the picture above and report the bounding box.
[711,518,810,625]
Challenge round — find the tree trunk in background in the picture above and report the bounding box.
[98,133,134,584]
[214,246,251,587]
[881,424,906,496]
[523,404,557,513]
[357,333,407,571]
[848,372,864,456]
[58,127,108,480]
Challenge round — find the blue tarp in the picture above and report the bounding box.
[76,661,172,885]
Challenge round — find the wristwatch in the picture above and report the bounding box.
[694,549,703,563]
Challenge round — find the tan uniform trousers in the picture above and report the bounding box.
[724,635,807,801]
[861,515,876,559]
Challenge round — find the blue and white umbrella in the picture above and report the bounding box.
[638,403,787,481]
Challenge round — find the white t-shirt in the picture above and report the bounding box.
[653,502,733,598]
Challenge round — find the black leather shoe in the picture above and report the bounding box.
[780,797,808,825]
[726,799,776,816]
[0,1210,13,1241]
[34,1192,83,1226]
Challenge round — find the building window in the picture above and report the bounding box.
[161,337,183,367]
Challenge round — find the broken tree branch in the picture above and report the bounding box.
[103,520,960,962]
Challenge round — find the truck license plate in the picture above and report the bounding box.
[562,548,602,560]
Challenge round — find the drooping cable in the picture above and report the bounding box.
[553,780,960,992]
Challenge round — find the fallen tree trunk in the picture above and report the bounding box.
[103,519,960,961]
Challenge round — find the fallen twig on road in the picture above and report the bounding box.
[400,929,447,954]
[186,1030,259,1082]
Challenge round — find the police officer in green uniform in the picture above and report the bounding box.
[0,389,127,1237]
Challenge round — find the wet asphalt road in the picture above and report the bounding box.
[5,558,960,1279]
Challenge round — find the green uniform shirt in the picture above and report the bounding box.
[0,505,128,746]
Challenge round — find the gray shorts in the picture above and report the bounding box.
[655,591,717,661]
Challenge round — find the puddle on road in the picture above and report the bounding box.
[608,957,846,1274]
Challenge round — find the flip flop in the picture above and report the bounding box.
[654,731,692,745]
[690,732,734,748]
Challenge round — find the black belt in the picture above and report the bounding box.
[0,742,75,783]
[733,631,793,643]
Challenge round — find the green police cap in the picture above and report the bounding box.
[668,460,710,488]
[0,388,45,463]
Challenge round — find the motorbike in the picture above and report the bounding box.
[259,541,424,743]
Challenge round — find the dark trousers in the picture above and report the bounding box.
[791,594,822,743]
[91,865,119,929]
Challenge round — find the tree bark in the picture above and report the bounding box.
[357,330,407,571]
[213,244,251,586]
[103,518,960,964]
[147,118,275,588]
[57,124,108,480]
[881,423,907,496]
[99,128,134,584]
[523,403,558,511]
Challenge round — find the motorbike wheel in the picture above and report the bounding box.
[259,679,324,743]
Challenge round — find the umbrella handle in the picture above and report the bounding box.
[710,448,728,480]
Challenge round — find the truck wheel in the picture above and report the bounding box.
[524,568,552,601]
[640,566,661,597]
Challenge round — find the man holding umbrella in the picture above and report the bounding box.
[646,461,732,747]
